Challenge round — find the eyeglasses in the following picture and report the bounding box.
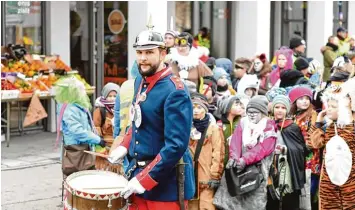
[247,111,261,116]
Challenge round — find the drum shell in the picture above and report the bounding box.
[65,189,126,210]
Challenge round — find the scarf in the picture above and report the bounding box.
[193,114,210,133]
[99,97,115,115]
[217,84,229,92]
[326,42,339,52]
[242,117,268,148]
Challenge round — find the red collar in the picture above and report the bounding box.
[277,119,293,129]
[144,66,170,83]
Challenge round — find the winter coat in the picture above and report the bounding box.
[213,118,277,210]
[279,69,310,89]
[276,119,307,191]
[337,39,351,56]
[309,122,355,210]
[58,103,101,146]
[113,94,121,138]
[116,79,135,136]
[93,107,114,146]
[323,45,338,81]
[294,109,319,175]
[189,122,225,210]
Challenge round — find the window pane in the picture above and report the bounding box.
[103,1,128,85]
[281,1,307,47]
[176,2,192,32]
[333,1,348,34]
[5,1,42,54]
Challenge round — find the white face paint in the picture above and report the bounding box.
[247,108,263,124]
[253,58,263,72]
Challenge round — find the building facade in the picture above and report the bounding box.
[2,1,354,102]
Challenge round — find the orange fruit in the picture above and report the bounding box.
[27,70,35,77]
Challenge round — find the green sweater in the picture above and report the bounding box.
[219,116,241,166]
[323,46,337,81]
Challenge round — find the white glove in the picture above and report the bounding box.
[107,146,127,164]
[120,177,146,199]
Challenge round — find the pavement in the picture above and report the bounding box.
[1,132,60,171]
[1,131,63,210]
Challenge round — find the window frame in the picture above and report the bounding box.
[280,1,308,47]
[2,1,46,54]
[333,1,349,34]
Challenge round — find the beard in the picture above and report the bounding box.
[138,63,160,77]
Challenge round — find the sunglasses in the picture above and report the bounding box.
[235,64,243,69]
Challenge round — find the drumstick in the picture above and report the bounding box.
[82,186,125,190]
[84,150,109,158]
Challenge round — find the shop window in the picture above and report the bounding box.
[333,1,348,34]
[103,1,128,85]
[4,1,43,54]
[281,1,307,47]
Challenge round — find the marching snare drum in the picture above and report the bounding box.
[64,170,128,210]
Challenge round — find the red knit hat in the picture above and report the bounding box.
[257,53,267,64]
[288,86,313,104]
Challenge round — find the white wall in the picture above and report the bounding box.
[46,1,70,132]
[348,1,355,35]
[167,1,176,31]
[234,1,271,59]
[306,1,333,63]
[127,1,167,79]
[202,2,211,29]
[47,2,70,66]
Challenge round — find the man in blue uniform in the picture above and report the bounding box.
[108,23,195,210]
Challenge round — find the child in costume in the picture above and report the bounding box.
[169,32,213,86]
[268,46,293,87]
[249,53,272,95]
[309,80,355,210]
[266,95,308,210]
[55,76,104,175]
[288,85,319,209]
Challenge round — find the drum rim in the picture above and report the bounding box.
[64,170,127,200]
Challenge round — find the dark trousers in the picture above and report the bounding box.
[267,190,301,210]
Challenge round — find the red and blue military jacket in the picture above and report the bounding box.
[120,67,195,201]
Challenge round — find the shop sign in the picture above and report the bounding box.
[108,9,127,35]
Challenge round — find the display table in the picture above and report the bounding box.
[1,88,95,147]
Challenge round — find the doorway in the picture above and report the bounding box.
[69,1,128,99]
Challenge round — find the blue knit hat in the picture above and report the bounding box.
[213,67,231,83]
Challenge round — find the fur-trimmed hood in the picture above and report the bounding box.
[321,77,355,127]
